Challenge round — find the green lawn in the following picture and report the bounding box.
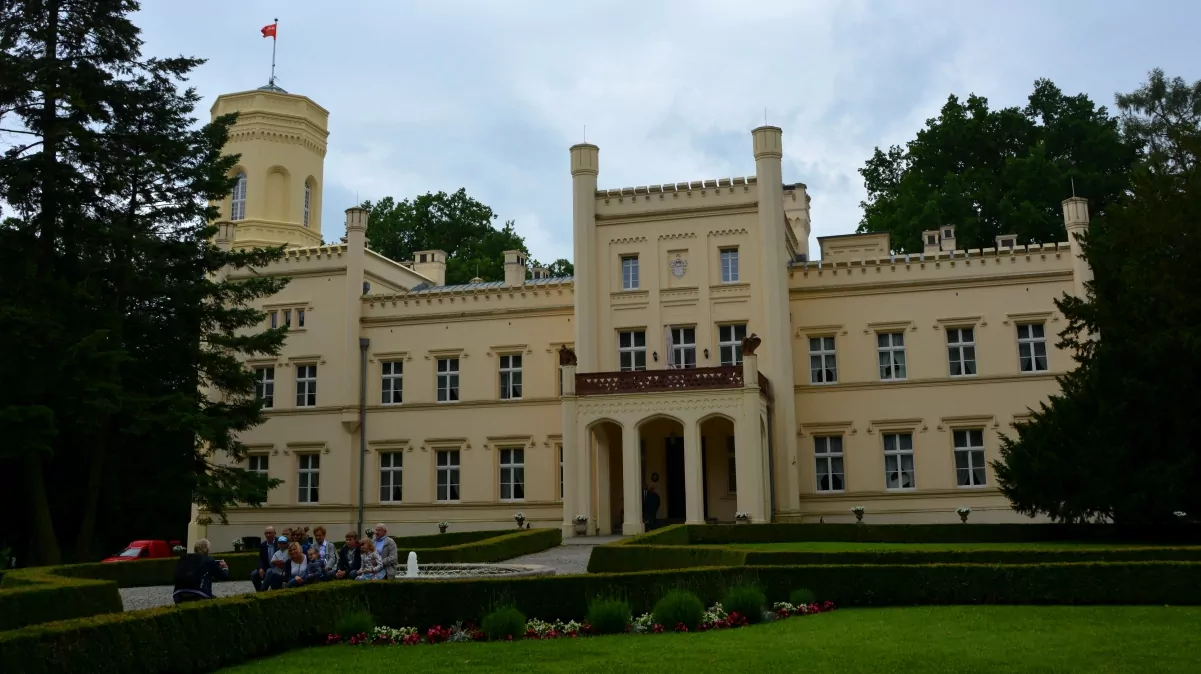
[711,540,1191,552]
[220,606,1201,673]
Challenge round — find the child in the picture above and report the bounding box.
[304,547,328,584]
[264,537,291,590]
[355,539,386,580]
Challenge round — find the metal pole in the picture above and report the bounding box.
[269,18,278,86]
[356,337,369,537]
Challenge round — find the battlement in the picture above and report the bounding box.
[593,176,759,218]
[362,276,575,321]
[790,241,1075,291]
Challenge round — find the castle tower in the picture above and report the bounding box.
[211,86,329,249]
[570,142,600,372]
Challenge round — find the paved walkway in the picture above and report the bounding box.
[119,536,620,611]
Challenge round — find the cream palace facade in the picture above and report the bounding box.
[189,85,1093,548]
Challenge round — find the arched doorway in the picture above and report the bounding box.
[586,420,624,535]
[699,414,737,523]
[637,416,686,527]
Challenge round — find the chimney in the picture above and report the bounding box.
[412,249,447,287]
[531,266,550,280]
[921,229,941,256]
[504,250,528,287]
[939,225,956,252]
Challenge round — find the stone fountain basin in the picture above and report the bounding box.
[395,563,555,579]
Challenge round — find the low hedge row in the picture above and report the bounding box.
[5,561,1201,672]
[404,527,561,564]
[684,523,1201,545]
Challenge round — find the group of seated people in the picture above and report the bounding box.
[249,523,400,592]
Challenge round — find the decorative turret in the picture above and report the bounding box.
[211,87,329,249]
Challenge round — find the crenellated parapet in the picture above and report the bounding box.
[594,176,759,218]
[362,277,575,322]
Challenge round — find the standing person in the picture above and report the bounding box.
[355,539,386,580]
[172,539,229,604]
[643,485,661,531]
[372,523,399,579]
[250,526,279,592]
[309,526,337,580]
[335,531,362,580]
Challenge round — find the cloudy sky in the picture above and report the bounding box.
[137,0,1199,263]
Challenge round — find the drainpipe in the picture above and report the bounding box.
[356,337,369,537]
[766,405,776,522]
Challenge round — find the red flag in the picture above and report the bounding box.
[261,23,277,39]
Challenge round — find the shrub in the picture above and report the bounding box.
[481,605,527,641]
[653,589,705,631]
[790,588,817,606]
[401,528,562,564]
[586,597,631,634]
[334,610,374,639]
[722,584,766,624]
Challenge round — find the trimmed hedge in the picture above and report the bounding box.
[402,527,561,563]
[685,523,1201,545]
[5,561,1201,673]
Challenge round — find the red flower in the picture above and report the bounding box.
[652,624,664,634]
[673,622,689,633]
[505,634,513,642]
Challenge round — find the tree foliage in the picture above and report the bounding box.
[0,0,285,563]
[362,188,570,286]
[857,79,1138,252]
[993,71,1201,525]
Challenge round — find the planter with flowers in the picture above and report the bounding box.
[572,515,588,535]
[231,539,244,553]
[514,512,526,528]
[734,512,752,525]
[956,506,972,523]
[437,521,449,534]
[850,506,865,523]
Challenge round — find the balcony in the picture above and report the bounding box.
[576,366,772,398]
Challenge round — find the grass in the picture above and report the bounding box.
[219,606,1201,673]
[710,541,1196,552]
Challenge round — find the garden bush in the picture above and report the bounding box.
[790,588,817,605]
[722,584,766,624]
[586,597,632,634]
[481,605,527,640]
[653,589,705,631]
[397,527,561,564]
[334,610,374,639]
[684,523,1201,546]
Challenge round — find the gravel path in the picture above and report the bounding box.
[120,536,618,611]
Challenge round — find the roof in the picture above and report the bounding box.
[403,275,574,295]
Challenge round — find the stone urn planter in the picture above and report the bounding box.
[514,512,526,529]
[437,521,448,534]
[735,512,752,525]
[851,506,865,523]
[572,516,588,535]
[956,507,971,524]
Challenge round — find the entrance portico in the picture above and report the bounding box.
[559,336,772,537]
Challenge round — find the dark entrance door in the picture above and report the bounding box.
[665,436,686,520]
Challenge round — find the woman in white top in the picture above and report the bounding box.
[284,542,309,588]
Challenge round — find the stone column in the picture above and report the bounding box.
[738,348,768,522]
[570,143,599,372]
[1062,196,1092,298]
[622,422,644,536]
[560,359,579,537]
[752,127,800,514]
[683,418,705,525]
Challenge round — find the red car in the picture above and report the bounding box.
[102,539,182,563]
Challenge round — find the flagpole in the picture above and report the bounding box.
[269,17,278,87]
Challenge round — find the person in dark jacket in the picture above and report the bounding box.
[250,526,279,592]
[173,539,229,604]
[334,531,362,580]
[642,485,661,531]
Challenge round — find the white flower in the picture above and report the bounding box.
[573,514,589,523]
[850,506,865,514]
[514,512,526,520]
[1174,511,1187,518]
[735,511,752,519]
[956,506,972,515]
[437,521,449,528]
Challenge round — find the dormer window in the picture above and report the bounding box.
[926,234,938,246]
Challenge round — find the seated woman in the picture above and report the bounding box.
[355,539,386,580]
[172,539,229,604]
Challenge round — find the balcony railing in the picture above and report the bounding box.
[576,366,772,398]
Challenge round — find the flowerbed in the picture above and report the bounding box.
[324,600,837,647]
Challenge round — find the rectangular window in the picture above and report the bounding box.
[668,326,696,369]
[379,452,403,502]
[269,311,278,329]
[499,354,523,400]
[1017,323,1048,372]
[499,448,525,501]
[947,327,977,377]
[618,331,647,371]
[437,357,460,403]
[720,248,740,283]
[877,332,907,381]
[283,309,292,328]
[882,433,915,490]
[621,255,639,290]
[809,337,837,384]
[436,450,460,502]
[381,361,403,405]
[954,429,987,487]
[718,324,747,366]
[296,364,317,407]
[248,454,269,477]
[814,436,845,492]
[297,454,320,503]
[297,309,306,328]
[255,367,275,408]
[726,436,737,493]
[558,444,564,499]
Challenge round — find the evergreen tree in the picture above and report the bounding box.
[0,0,285,563]
[992,71,1201,525]
[857,79,1138,253]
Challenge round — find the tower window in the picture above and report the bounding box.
[303,182,311,227]
[231,172,247,221]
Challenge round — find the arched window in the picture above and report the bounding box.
[303,181,311,227]
[231,172,247,221]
